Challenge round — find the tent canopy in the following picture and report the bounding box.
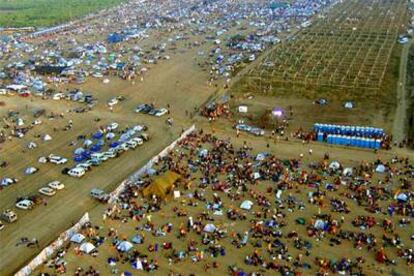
[240,200,253,210]
[80,242,95,254]
[142,171,181,199]
[70,233,85,243]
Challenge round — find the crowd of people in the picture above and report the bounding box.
[39,130,413,275]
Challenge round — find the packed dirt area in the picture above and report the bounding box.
[0,0,413,275]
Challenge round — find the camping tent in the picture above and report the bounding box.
[43,134,52,141]
[142,171,180,199]
[117,241,133,252]
[70,233,85,243]
[329,161,340,170]
[375,164,386,173]
[203,223,217,233]
[240,200,253,210]
[80,242,95,254]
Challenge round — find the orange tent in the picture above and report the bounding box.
[142,171,181,199]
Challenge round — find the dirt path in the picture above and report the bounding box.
[392,40,412,143]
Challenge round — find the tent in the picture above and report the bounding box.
[344,102,354,109]
[240,200,253,210]
[93,131,104,139]
[80,242,95,254]
[329,161,340,170]
[84,139,93,147]
[107,33,124,44]
[74,148,85,155]
[131,234,144,244]
[343,167,353,177]
[70,233,85,243]
[117,241,133,252]
[90,144,101,152]
[106,132,115,140]
[375,164,386,173]
[25,167,37,175]
[43,134,52,141]
[74,155,85,162]
[132,259,143,270]
[142,171,181,199]
[27,142,37,149]
[203,223,217,233]
[396,193,408,202]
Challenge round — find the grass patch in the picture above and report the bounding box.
[0,0,125,27]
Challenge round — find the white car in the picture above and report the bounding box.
[39,187,56,196]
[52,93,65,100]
[154,108,168,117]
[76,162,92,171]
[107,122,119,131]
[126,140,138,149]
[16,200,34,210]
[49,154,68,165]
[102,151,117,158]
[47,181,64,190]
[120,143,130,151]
[68,167,86,178]
[130,137,143,145]
[107,98,119,106]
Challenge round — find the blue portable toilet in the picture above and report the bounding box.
[375,139,381,150]
[344,136,351,146]
[317,132,324,142]
[327,134,333,144]
[356,137,363,147]
[362,138,368,148]
[350,136,357,147]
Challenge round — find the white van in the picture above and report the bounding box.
[68,167,86,178]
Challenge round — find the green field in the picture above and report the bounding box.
[0,0,125,27]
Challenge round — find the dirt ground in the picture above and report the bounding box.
[35,125,413,276]
[0,47,215,275]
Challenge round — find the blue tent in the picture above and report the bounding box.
[90,144,101,152]
[110,142,120,148]
[93,131,104,139]
[74,155,84,162]
[107,33,124,44]
[74,147,85,155]
[96,139,105,146]
[82,151,92,158]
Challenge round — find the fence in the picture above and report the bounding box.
[108,124,196,203]
[15,213,90,276]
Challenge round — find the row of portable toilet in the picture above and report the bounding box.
[314,123,384,138]
[317,133,381,149]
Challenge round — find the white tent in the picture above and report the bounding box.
[203,223,216,233]
[43,134,52,141]
[27,142,37,149]
[343,167,353,177]
[83,139,93,147]
[117,241,133,252]
[80,242,95,254]
[375,164,386,173]
[25,167,37,175]
[344,102,354,109]
[106,132,115,140]
[240,200,254,210]
[70,233,85,243]
[329,161,340,170]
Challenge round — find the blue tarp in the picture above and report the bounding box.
[93,131,104,139]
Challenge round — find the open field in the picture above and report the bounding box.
[0,0,124,27]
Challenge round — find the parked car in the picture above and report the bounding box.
[126,140,138,149]
[135,104,152,114]
[90,188,109,202]
[68,167,86,178]
[130,137,144,145]
[47,181,64,190]
[154,108,168,117]
[49,154,68,165]
[39,187,56,196]
[0,209,17,222]
[16,199,34,210]
[107,122,119,131]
